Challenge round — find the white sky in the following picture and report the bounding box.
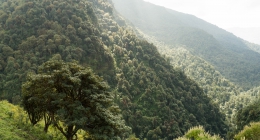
[143,0,260,29]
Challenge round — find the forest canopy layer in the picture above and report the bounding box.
[0,0,228,139]
[112,0,260,89]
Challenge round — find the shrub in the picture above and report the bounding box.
[234,122,260,140]
[176,126,222,140]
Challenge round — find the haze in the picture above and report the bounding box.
[144,0,260,44]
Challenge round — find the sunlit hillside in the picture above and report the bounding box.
[112,0,260,89]
[0,100,65,140]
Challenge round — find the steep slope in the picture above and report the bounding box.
[112,0,260,89]
[138,27,258,127]
[93,2,228,137]
[244,41,260,54]
[163,47,256,124]
[0,0,227,139]
[235,99,260,132]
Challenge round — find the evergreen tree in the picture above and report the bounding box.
[22,56,130,140]
[235,100,260,131]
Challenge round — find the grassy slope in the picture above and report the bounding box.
[0,100,65,140]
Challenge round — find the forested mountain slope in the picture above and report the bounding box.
[138,28,259,127]
[112,0,260,89]
[0,0,227,139]
[244,40,260,54]
[161,46,257,125]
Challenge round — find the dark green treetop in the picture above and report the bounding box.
[235,100,260,131]
[22,56,130,140]
[226,99,260,139]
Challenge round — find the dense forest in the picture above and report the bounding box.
[112,0,260,89]
[138,30,259,126]
[0,0,228,139]
[112,0,260,139]
[0,0,259,139]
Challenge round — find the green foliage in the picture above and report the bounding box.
[112,1,260,137]
[177,126,222,140]
[137,19,260,140]
[22,57,130,140]
[0,0,228,139]
[235,100,260,131]
[85,0,228,138]
[112,0,260,89]
[226,99,260,139]
[127,134,140,140]
[0,0,115,102]
[185,126,205,139]
[0,100,64,140]
[234,122,260,140]
[143,39,255,126]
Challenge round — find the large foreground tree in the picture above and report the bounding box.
[22,56,130,140]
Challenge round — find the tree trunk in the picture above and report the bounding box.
[66,135,73,140]
[66,125,74,140]
[43,113,52,132]
[44,123,51,133]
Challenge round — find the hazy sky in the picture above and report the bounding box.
[143,0,260,29]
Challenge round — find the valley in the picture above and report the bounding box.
[0,0,259,139]
[112,0,260,89]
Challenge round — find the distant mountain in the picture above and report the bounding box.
[112,0,260,89]
[244,41,260,54]
[227,27,260,45]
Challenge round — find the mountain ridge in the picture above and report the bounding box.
[112,0,260,89]
[136,28,257,125]
[227,27,260,45]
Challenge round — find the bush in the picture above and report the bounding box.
[176,126,222,140]
[234,122,260,140]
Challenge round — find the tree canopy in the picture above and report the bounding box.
[176,126,222,140]
[22,56,130,140]
[0,0,228,138]
[234,122,260,140]
[235,100,260,131]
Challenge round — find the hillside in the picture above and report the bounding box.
[137,30,257,126]
[0,100,65,139]
[0,0,228,139]
[244,40,260,54]
[112,0,260,89]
